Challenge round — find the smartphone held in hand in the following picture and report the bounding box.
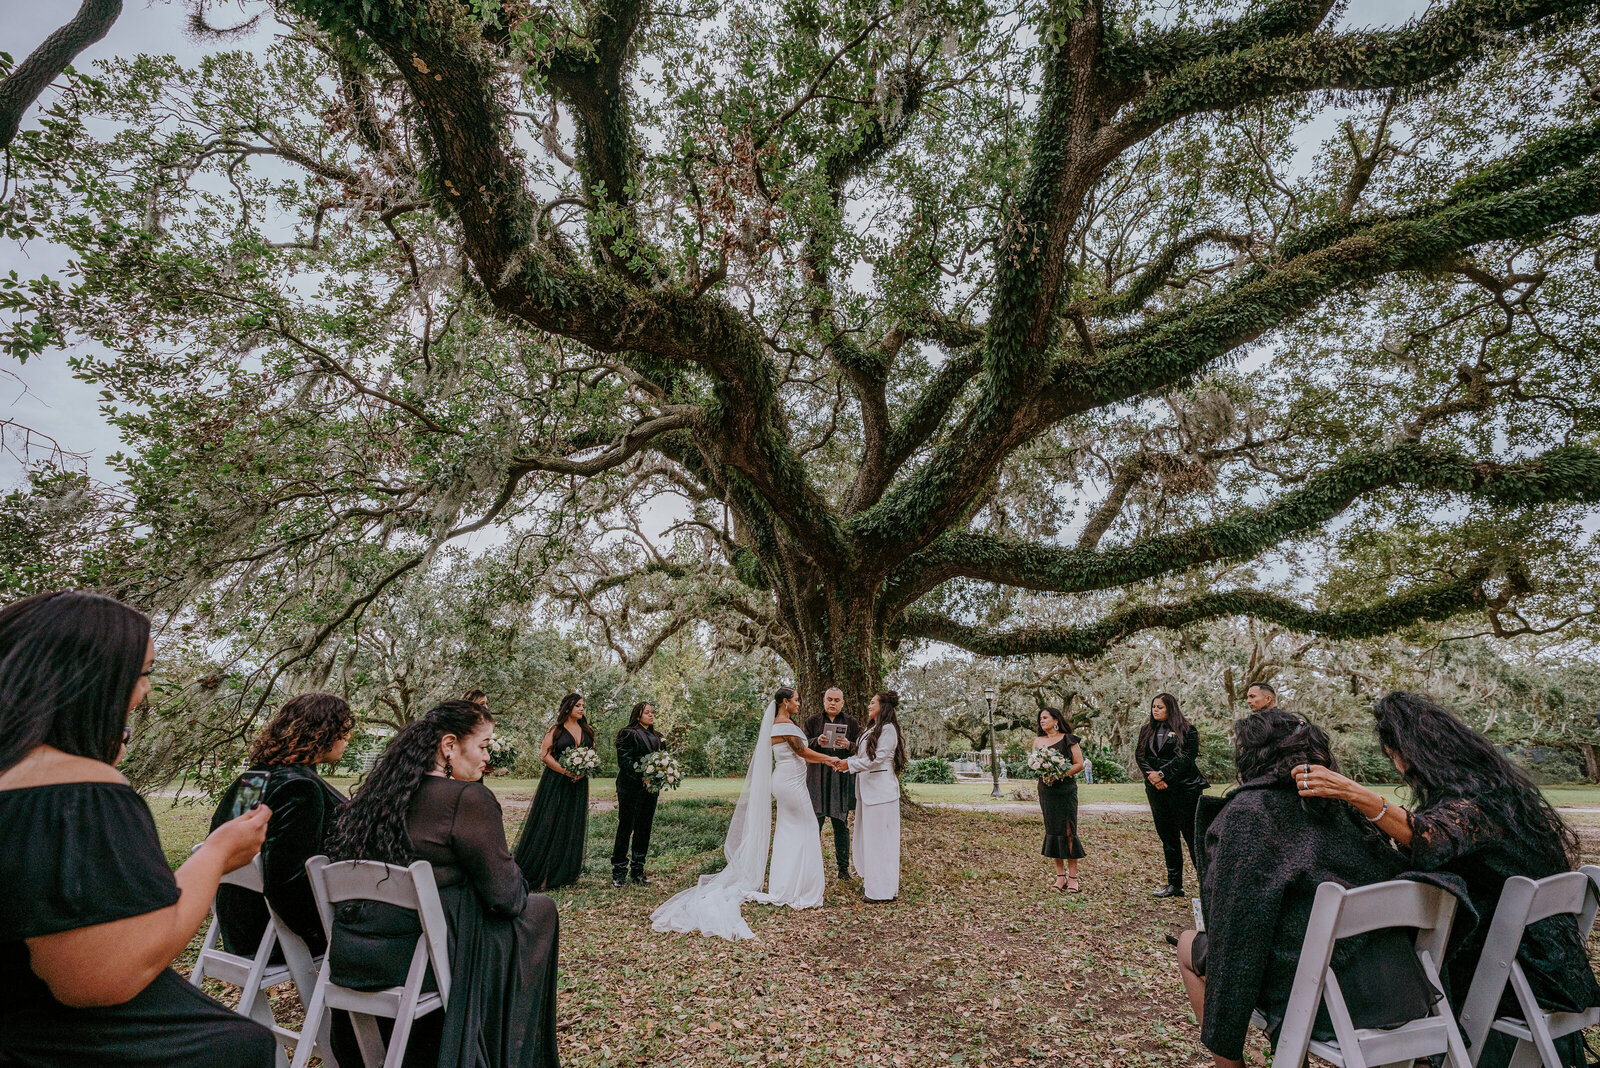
[230,771,268,820]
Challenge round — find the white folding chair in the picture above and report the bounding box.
[190,854,337,1067]
[1249,879,1471,1068]
[1459,865,1600,1068]
[293,856,452,1068]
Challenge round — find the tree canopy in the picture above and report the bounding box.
[5,0,1600,721]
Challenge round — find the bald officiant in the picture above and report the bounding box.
[805,687,861,880]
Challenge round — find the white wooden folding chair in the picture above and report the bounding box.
[1459,865,1600,1068]
[190,854,336,1067]
[293,856,452,1068]
[1249,879,1471,1068]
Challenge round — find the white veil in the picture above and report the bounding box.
[650,697,776,940]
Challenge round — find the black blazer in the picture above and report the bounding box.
[210,764,345,957]
[1135,724,1208,792]
[614,725,663,784]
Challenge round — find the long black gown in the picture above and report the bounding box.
[1036,735,1087,860]
[514,724,593,890]
[0,781,277,1067]
[328,777,562,1068]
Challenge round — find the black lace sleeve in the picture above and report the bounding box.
[1405,797,1493,870]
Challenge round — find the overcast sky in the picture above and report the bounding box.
[1,0,1432,491]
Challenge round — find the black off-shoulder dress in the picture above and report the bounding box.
[0,782,276,1067]
[1036,735,1087,860]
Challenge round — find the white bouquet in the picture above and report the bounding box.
[636,750,684,794]
[1027,746,1074,785]
[485,733,518,771]
[558,745,602,779]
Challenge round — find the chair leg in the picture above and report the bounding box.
[350,1013,386,1068]
[383,1011,415,1068]
[289,985,328,1068]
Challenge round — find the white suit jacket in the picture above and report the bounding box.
[846,724,899,806]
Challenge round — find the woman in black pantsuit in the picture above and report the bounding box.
[611,701,663,887]
[1033,706,1087,892]
[1136,692,1208,898]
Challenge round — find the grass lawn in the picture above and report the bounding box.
[147,789,1600,1068]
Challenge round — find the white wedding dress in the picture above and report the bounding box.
[650,715,824,940]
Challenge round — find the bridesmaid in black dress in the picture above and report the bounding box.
[515,692,594,890]
[325,699,561,1068]
[1032,706,1087,892]
[0,591,276,1067]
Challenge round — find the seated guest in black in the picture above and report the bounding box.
[1174,709,1467,1068]
[326,700,561,1068]
[0,591,276,1068]
[210,691,355,957]
[1297,691,1600,1068]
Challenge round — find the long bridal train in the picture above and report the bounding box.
[650,696,824,940]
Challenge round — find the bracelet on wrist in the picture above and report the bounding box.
[1366,796,1388,822]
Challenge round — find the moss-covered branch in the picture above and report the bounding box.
[1039,149,1600,423]
[880,443,1600,614]
[1115,0,1589,144]
[893,564,1495,658]
[1098,0,1336,89]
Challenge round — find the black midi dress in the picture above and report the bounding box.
[514,725,593,890]
[1036,735,1087,860]
[0,782,276,1068]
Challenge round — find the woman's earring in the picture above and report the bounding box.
[444,756,454,779]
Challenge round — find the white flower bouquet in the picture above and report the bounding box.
[1027,746,1074,785]
[558,745,602,779]
[485,733,518,771]
[636,750,684,794]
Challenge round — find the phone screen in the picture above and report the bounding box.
[231,772,268,820]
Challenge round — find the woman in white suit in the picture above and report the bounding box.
[847,690,907,902]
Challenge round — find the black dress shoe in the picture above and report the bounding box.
[630,872,651,886]
[611,876,627,888]
[1152,885,1184,898]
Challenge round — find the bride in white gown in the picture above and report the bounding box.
[651,686,845,940]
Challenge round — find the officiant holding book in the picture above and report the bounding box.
[805,687,860,880]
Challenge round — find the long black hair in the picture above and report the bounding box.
[548,692,590,745]
[773,686,795,717]
[326,700,490,866]
[1135,692,1190,757]
[0,591,151,774]
[864,690,908,774]
[1374,691,1579,869]
[626,700,658,734]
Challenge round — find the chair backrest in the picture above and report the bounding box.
[220,854,267,893]
[1460,865,1600,1062]
[1274,879,1465,1067]
[303,855,452,1004]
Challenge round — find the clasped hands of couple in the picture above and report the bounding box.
[821,754,849,773]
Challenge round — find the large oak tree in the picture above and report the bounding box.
[8,0,1600,717]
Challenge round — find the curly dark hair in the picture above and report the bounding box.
[249,692,355,766]
[1374,691,1579,869]
[325,700,491,866]
[0,591,150,774]
[863,691,908,775]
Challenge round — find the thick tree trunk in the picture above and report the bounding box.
[781,578,885,721]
